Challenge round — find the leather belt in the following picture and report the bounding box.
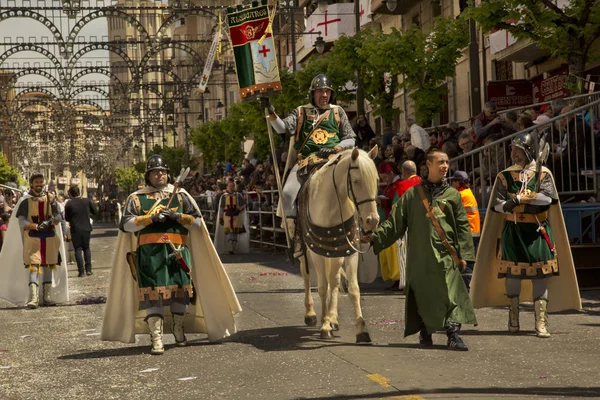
[139,232,185,246]
[504,211,548,224]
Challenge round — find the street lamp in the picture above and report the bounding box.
[382,0,397,12]
[216,99,224,109]
[317,0,329,13]
[314,36,325,53]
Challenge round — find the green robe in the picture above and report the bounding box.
[372,181,477,336]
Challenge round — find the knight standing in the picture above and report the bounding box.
[470,133,581,337]
[17,173,62,308]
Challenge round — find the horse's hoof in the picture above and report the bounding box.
[356,332,372,344]
[304,315,318,327]
[320,330,333,339]
[330,323,339,331]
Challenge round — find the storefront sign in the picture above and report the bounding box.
[532,66,570,103]
[487,79,533,110]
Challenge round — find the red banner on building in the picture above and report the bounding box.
[532,66,570,103]
[487,79,533,110]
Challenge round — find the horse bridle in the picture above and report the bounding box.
[331,158,377,254]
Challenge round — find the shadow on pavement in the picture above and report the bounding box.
[294,386,600,399]
[229,325,453,352]
[58,346,151,359]
[58,341,219,360]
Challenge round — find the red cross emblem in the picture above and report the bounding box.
[518,214,525,221]
[317,11,341,36]
[258,45,270,57]
[360,4,365,18]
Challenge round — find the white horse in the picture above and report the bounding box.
[297,147,379,343]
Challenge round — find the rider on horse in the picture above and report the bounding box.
[261,74,356,256]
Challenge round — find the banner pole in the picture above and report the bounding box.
[264,108,291,249]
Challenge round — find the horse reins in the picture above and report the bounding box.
[331,158,377,254]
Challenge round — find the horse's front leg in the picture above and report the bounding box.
[313,254,333,339]
[345,254,372,344]
[326,257,343,332]
[300,254,317,327]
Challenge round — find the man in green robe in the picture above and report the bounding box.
[366,148,477,351]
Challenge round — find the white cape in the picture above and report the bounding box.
[214,193,250,255]
[0,194,69,306]
[101,186,242,343]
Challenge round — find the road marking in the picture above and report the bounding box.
[367,373,391,387]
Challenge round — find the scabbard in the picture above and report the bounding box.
[174,252,191,273]
[539,226,556,254]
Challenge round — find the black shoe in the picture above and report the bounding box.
[419,330,433,346]
[86,271,93,276]
[385,281,400,291]
[78,272,85,277]
[447,334,468,351]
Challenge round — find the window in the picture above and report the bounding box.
[431,0,442,18]
[411,13,420,28]
[495,60,513,81]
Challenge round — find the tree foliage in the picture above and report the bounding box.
[469,0,600,79]
[356,17,469,123]
[0,153,21,186]
[114,166,141,192]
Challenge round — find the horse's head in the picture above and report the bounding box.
[333,146,380,233]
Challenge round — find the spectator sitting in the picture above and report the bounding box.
[501,111,519,137]
[382,121,397,148]
[405,145,425,170]
[429,131,439,148]
[353,114,376,149]
[473,102,503,145]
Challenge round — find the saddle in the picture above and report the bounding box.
[296,153,328,178]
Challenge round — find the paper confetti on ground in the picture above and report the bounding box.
[177,376,198,381]
[140,368,160,373]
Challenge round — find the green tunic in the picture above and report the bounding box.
[492,167,558,279]
[122,192,196,310]
[371,181,477,336]
[294,107,341,157]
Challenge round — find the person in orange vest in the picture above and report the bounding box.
[450,170,480,290]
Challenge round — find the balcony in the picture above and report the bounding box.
[489,32,550,63]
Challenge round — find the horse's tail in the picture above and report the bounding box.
[339,261,348,294]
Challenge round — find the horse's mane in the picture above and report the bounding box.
[331,148,379,191]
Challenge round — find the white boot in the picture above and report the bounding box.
[42,283,56,307]
[147,316,165,355]
[508,296,519,333]
[172,313,187,346]
[26,283,39,309]
[534,299,551,338]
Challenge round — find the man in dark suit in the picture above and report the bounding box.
[65,186,98,277]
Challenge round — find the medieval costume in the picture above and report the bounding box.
[370,155,477,350]
[101,155,241,355]
[470,133,581,338]
[262,74,356,257]
[0,173,69,308]
[214,186,249,255]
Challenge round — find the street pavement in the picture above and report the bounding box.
[1,224,599,400]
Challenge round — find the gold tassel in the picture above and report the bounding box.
[258,2,276,45]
